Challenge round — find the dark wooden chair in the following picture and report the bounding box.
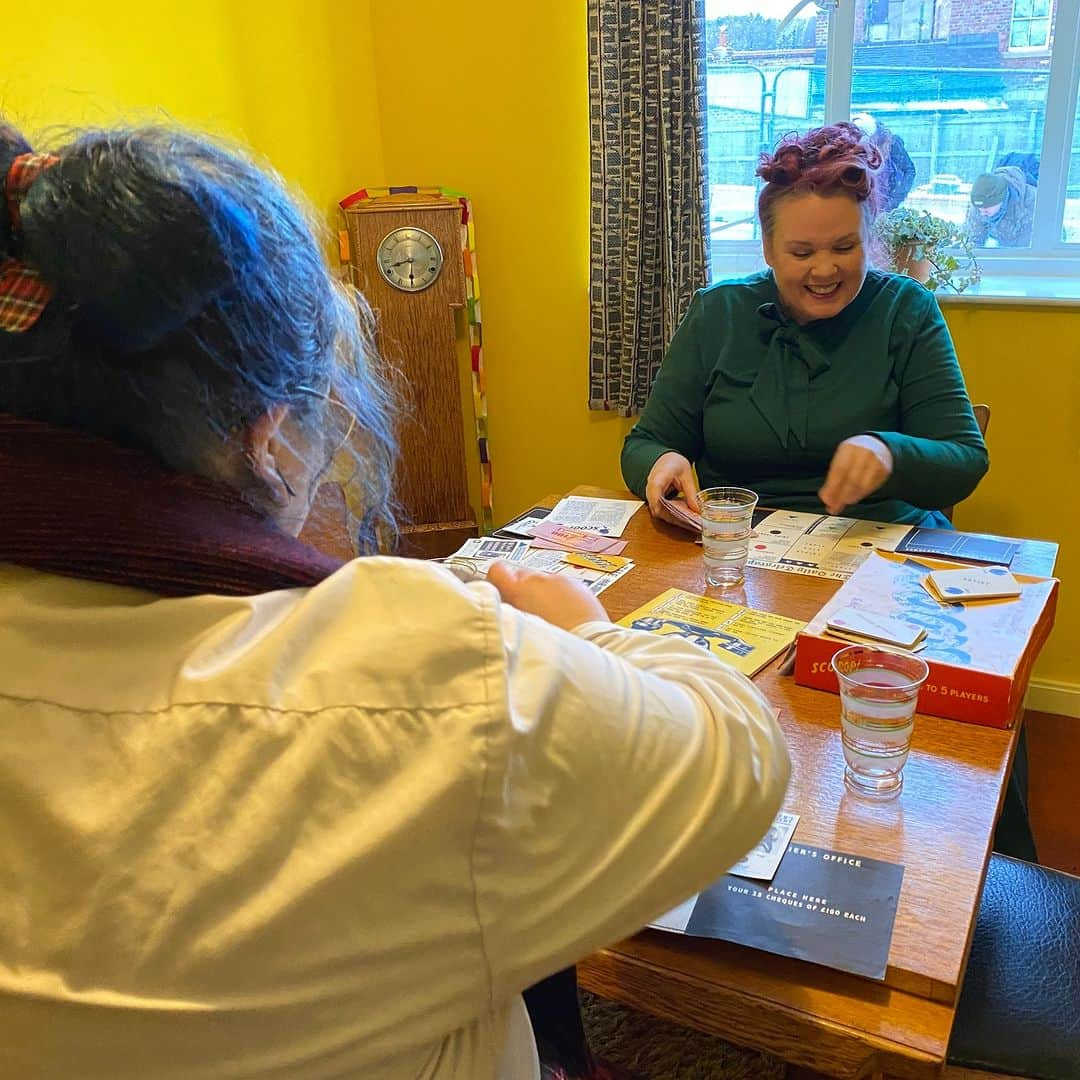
[943,402,991,523]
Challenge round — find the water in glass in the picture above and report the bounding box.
[839,666,919,797]
[702,518,751,586]
[699,486,757,587]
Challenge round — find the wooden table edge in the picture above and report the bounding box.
[580,944,953,1080]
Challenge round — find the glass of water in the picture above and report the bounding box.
[699,486,758,587]
[831,646,930,799]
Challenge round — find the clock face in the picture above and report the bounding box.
[376,227,444,292]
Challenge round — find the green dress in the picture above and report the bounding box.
[621,269,988,527]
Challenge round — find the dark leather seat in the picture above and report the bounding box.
[948,854,1080,1079]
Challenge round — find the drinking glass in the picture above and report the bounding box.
[831,645,930,799]
[699,486,758,587]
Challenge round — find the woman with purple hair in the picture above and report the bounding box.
[623,122,988,531]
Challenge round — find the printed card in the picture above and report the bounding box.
[497,515,548,538]
[650,844,906,981]
[895,527,1017,567]
[926,567,1021,603]
[727,810,800,882]
[564,551,632,573]
[531,521,626,553]
[825,607,926,649]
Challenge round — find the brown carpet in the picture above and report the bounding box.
[581,990,786,1079]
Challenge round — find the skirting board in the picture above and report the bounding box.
[1025,678,1080,719]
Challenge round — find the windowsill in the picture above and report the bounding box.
[935,275,1080,307]
[712,256,1080,309]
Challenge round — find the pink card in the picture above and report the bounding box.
[532,522,616,552]
[530,523,627,555]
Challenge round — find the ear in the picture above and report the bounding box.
[762,232,776,269]
[242,403,292,506]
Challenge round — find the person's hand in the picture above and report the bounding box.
[819,435,893,516]
[486,562,608,632]
[645,451,701,526]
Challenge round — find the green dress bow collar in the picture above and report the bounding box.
[752,302,833,450]
[749,274,878,450]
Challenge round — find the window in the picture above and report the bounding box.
[1010,0,1052,51]
[705,0,1080,292]
[865,0,942,43]
[705,1,827,244]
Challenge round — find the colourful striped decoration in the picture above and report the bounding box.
[338,185,494,533]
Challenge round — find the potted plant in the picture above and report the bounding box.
[873,208,982,294]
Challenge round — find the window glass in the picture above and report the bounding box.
[849,0,1055,249]
[1062,88,1080,242]
[704,0,829,249]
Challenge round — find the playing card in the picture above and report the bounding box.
[531,521,627,554]
[826,606,926,649]
[727,810,800,882]
[926,567,1021,602]
[564,551,632,572]
[497,515,548,538]
[659,495,703,534]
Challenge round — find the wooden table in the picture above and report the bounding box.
[562,487,1058,1080]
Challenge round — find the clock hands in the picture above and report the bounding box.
[388,254,418,284]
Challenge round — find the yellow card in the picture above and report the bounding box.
[565,551,631,573]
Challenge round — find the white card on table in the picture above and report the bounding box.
[651,893,699,933]
[498,515,547,538]
[825,606,926,649]
[926,567,1021,602]
[727,810,800,882]
[824,630,929,654]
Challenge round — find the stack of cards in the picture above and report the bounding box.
[441,537,635,595]
[921,566,1022,604]
[824,606,928,652]
[529,521,629,556]
[659,495,703,535]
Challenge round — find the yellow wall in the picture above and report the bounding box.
[3,0,384,229]
[944,304,1080,686]
[9,3,1077,690]
[370,0,632,521]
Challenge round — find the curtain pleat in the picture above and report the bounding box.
[588,0,710,416]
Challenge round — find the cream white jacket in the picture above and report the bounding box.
[0,557,789,1079]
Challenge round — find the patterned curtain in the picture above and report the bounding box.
[587,0,710,416]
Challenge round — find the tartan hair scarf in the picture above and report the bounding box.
[0,153,60,334]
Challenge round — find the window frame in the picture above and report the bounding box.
[709,0,1080,291]
[864,0,941,44]
[1009,0,1053,53]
